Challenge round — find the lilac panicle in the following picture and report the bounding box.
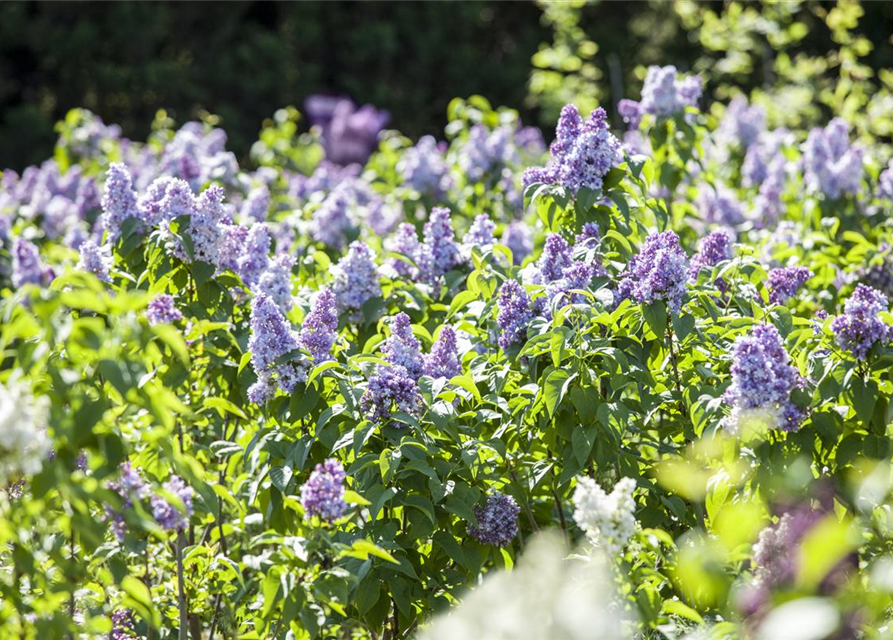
[300,458,347,522]
[831,284,892,360]
[618,66,702,129]
[12,237,54,288]
[696,184,744,227]
[802,118,864,199]
[77,240,113,282]
[361,364,424,425]
[468,492,520,547]
[689,229,733,283]
[462,213,496,251]
[236,223,271,287]
[718,96,766,149]
[618,230,690,313]
[385,222,421,280]
[331,241,382,319]
[100,163,140,241]
[535,233,574,284]
[502,221,533,265]
[150,475,194,532]
[105,463,149,541]
[768,266,812,305]
[418,206,459,285]
[298,288,339,364]
[312,185,354,250]
[247,292,302,402]
[192,185,228,264]
[424,326,461,379]
[382,312,425,379]
[145,294,183,325]
[241,185,270,223]
[523,105,621,195]
[397,135,452,197]
[255,253,295,313]
[498,280,533,350]
[109,609,138,640]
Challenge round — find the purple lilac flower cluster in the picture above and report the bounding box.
[382,312,425,378]
[109,609,138,640]
[311,185,355,250]
[300,458,348,522]
[12,238,55,288]
[305,95,389,166]
[101,163,141,241]
[77,240,113,282]
[689,229,733,284]
[397,135,452,198]
[145,294,184,325]
[695,185,745,228]
[879,161,893,201]
[831,284,893,360]
[497,280,534,350]
[468,492,520,547]
[240,184,270,223]
[385,223,422,279]
[150,475,194,532]
[724,323,804,433]
[457,125,519,181]
[360,364,424,425]
[502,221,534,266]
[767,266,812,305]
[618,65,702,128]
[718,96,766,149]
[523,105,621,195]
[246,292,302,403]
[105,463,149,540]
[802,118,864,200]
[330,241,382,320]
[417,207,460,285]
[255,253,295,313]
[617,230,690,314]
[424,326,462,379]
[461,213,497,255]
[297,288,339,365]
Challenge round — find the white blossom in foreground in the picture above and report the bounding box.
[420,532,628,640]
[572,476,637,556]
[0,376,51,483]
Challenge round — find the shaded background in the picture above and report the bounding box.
[3,1,893,171]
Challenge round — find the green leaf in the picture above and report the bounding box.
[544,368,575,417]
[270,466,293,492]
[642,301,667,338]
[663,599,704,625]
[346,539,400,564]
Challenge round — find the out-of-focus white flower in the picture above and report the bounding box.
[0,375,50,483]
[572,476,637,557]
[420,532,628,640]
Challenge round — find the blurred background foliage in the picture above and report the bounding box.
[2,0,893,170]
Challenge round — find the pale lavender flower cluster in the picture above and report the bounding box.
[879,161,893,201]
[768,266,812,305]
[311,185,355,250]
[718,96,766,149]
[497,280,534,350]
[397,135,452,198]
[695,184,744,227]
[529,233,598,307]
[109,609,138,640]
[689,229,733,284]
[534,234,574,283]
[502,221,534,265]
[618,65,702,128]
[742,128,791,188]
[831,284,893,360]
[751,156,788,228]
[240,185,270,223]
[424,326,461,379]
[617,230,690,314]
[417,207,460,285]
[802,118,864,200]
[145,294,184,325]
[574,222,608,277]
[150,475,194,532]
[300,458,348,522]
[724,323,804,432]
[305,95,389,166]
[77,239,113,282]
[330,241,382,320]
[523,105,621,195]
[12,237,55,288]
[457,125,519,181]
[297,288,339,364]
[385,223,422,279]
[100,163,141,241]
[462,213,497,254]
[383,313,425,378]
[468,492,520,547]
[247,292,302,403]
[255,253,295,313]
[360,364,424,425]
[236,223,272,287]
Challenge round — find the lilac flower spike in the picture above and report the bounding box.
[802,118,864,200]
[382,312,424,379]
[100,163,140,241]
[145,294,184,325]
[300,458,348,523]
[468,492,520,547]
[247,292,302,403]
[497,280,534,350]
[424,326,461,379]
[418,206,459,285]
[361,364,424,425]
[502,221,534,266]
[331,241,382,319]
[617,230,690,314]
[767,266,812,305]
[689,230,733,283]
[298,288,339,364]
[12,237,54,288]
[385,223,421,280]
[831,284,893,360]
[150,475,194,532]
[523,105,621,195]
